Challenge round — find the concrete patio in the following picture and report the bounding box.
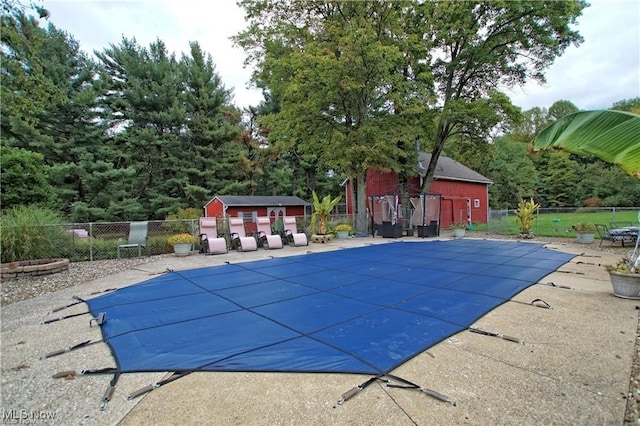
[1,235,637,425]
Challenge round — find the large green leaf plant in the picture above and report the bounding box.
[311,191,341,236]
[530,110,640,177]
[531,109,640,272]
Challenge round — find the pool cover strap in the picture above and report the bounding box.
[337,375,386,404]
[384,374,456,405]
[337,374,455,406]
[41,339,93,359]
[52,367,118,379]
[42,311,89,325]
[100,373,120,411]
[468,327,523,344]
[127,372,184,400]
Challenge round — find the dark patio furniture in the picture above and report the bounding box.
[595,224,638,247]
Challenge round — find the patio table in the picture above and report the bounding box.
[609,226,640,245]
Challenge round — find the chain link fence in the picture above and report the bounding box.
[53,219,200,261]
[2,217,323,263]
[487,206,639,237]
[487,209,510,235]
[8,208,636,263]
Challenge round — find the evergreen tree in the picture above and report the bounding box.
[1,9,123,219]
[485,136,538,208]
[96,38,242,218]
[538,152,581,207]
[180,42,242,205]
[0,146,56,208]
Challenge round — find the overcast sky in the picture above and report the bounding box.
[42,0,639,111]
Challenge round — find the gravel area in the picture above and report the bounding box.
[1,235,639,423]
[1,256,166,306]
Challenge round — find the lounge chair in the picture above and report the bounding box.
[117,221,149,258]
[256,217,283,249]
[283,216,308,246]
[228,218,258,252]
[198,217,228,255]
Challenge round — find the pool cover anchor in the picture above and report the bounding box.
[530,298,552,309]
[100,373,120,411]
[89,312,106,328]
[336,375,386,405]
[51,367,120,410]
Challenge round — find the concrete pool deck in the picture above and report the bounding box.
[1,235,637,425]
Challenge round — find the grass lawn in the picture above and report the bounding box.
[474,209,639,238]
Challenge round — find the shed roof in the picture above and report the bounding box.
[417,153,493,185]
[206,195,310,208]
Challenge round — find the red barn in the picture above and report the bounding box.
[348,153,492,229]
[204,195,310,222]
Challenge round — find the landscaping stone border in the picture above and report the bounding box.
[1,258,69,279]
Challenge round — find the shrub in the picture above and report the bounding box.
[163,208,200,234]
[334,223,352,231]
[583,197,602,207]
[1,206,68,263]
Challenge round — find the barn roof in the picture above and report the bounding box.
[206,195,310,208]
[417,153,493,185]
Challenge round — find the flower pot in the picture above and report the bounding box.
[173,243,192,257]
[336,230,349,239]
[609,270,640,299]
[453,228,465,238]
[576,232,594,244]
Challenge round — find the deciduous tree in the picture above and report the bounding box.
[418,0,586,192]
[235,1,432,231]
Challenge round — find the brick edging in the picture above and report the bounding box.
[1,259,70,279]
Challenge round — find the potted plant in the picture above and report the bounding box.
[515,197,539,239]
[334,223,352,239]
[572,223,596,244]
[606,253,640,299]
[449,222,466,238]
[167,233,197,256]
[311,191,342,235]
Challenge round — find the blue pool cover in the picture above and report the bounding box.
[87,240,574,375]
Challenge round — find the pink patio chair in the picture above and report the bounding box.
[228,218,258,252]
[198,217,228,255]
[256,217,283,249]
[283,216,308,247]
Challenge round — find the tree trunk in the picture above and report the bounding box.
[319,217,327,235]
[420,119,450,193]
[354,171,367,234]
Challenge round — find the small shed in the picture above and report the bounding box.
[350,153,492,229]
[204,195,310,222]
